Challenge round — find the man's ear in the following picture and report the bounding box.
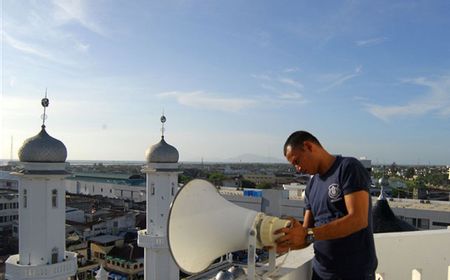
[303,141,314,152]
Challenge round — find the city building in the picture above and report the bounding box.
[66,209,137,241]
[0,171,19,190]
[0,189,18,255]
[65,173,146,202]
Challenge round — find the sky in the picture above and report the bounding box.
[1,0,450,165]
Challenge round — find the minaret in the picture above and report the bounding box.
[95,265,109,280]
[5,92,77,280]
[138,114,180,280]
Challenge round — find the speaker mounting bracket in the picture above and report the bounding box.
[247,221,258,280]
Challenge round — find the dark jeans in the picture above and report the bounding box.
[312,269,376,280]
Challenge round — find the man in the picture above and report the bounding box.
[275,131,377,280]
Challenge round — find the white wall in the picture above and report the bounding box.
[19,174,66,266]
[374,228,450,279]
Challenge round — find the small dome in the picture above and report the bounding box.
[18,126,67,163]
[378,177,389,187]
[145,137,179,163]
[215,271,234,280]
[228,266,245,278]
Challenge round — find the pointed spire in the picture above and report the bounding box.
[160,111,166,139]
[41,88,49,128]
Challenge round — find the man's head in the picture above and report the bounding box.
[284,131,323,175]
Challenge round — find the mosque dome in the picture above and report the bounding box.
[215,270,234,280]
[18,126,67,163]
[145,137,179,163]
[378,176,389,187]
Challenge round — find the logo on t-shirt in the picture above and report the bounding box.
[328,183,342,202]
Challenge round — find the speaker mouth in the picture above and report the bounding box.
[167,179,222,275]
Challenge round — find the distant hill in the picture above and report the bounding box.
[224,153,285,163]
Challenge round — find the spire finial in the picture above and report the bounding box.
[160,110,166,139]
[41,88,49,128]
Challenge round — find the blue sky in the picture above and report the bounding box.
[1,0,450,164]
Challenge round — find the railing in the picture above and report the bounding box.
[5,251,78,279]
[273,227,450,280]
[137,229,168,249]
[374,228,450,279]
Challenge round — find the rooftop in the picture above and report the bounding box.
[89,235,123,245]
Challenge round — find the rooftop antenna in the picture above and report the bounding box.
[160,109,166,139]
[41,88,49,128]
[10,136,13,161]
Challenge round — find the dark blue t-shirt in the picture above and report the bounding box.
[304,156,378,279]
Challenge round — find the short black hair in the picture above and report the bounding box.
[283,131,322,155]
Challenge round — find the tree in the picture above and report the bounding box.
[241,179,256,189]
[208,172,226,186]
[405,167,416,179]
[255,182,273,189]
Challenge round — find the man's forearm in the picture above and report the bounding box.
[312,213,368,241]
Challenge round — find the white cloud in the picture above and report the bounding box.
[278,78,304,89]
[252,71,308,104]
[9,77,16,88]
[283,67,300,73]
[278,92,305,101]
[52,0,107,36]
[356,37,388,47]
[2,31,52,59]
[366,76,450,121]
[75,41,90,52]
[251,74,272,81]
[157,91,257,112]
[320,66,362,92]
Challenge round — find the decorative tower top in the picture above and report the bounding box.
[41,88,49,127]
[18,91,67,163]
[161,111,166,139]
[145,114,179,163]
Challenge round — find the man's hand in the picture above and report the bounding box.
[274,217,308,254]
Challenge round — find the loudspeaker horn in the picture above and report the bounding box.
[167,179,290,274]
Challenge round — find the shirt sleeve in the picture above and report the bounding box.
[304,177,313,210]
[340,158,371,195]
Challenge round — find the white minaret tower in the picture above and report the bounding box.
[95,265,109,280]
[5,93,77,280]
[138,114,180,280]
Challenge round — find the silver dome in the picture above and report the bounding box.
[215,271,234,280]
[228,266,246,278]
[378,177,389,187]
[145,137,179,163]
[18,126,67,163]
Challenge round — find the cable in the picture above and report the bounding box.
[254,249,291,279]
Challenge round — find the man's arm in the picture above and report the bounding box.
[312,190,369,240]
[275,190,369,249]
[303,210,313,229]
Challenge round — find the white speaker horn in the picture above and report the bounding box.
[167,179,290,275]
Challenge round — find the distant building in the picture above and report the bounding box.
[89,235,124,263]
[65,173,146,202]
[0,171,19,190]
[67,209,136,241]
[0,189,18,255]
[105,242,144,279]
[243,173,276,185]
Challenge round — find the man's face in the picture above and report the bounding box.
[285,144,316,175]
